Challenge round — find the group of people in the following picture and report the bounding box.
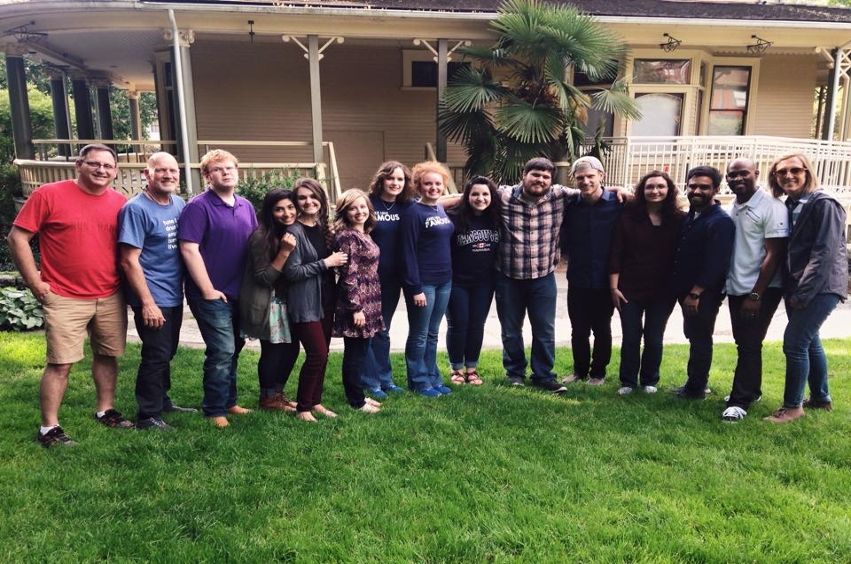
[556,154,847,425]
[7,143,846,447]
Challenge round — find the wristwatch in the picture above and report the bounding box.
[747,292,761,301]
[688,292,702,300]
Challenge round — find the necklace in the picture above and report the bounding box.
[380,200,396,212]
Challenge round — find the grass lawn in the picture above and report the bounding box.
[1,331,850,563]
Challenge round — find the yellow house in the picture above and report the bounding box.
[2,0,851,193]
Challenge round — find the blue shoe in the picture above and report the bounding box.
[369,388,388,400]
[434,385,452,395]
[384,385,406,394]
[417,388,442,397]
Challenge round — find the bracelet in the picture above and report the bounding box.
[610,287,618,291]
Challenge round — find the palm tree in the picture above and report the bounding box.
[439,0,641,184]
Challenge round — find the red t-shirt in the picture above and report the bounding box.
[13,179,127,299]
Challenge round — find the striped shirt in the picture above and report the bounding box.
[496,183,578,280]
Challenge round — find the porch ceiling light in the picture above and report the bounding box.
[747,35,773,55]
[659,33,681,53]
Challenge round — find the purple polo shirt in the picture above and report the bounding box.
[178,189,257,301]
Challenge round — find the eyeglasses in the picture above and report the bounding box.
[83,161,116,171]
[774,167,806,177]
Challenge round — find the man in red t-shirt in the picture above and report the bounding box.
[8,144,134,447]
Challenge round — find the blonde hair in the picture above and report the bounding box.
[200,149,239,175]
[334,188,376,233]
[411,161,452,195]
[768,153,818,198]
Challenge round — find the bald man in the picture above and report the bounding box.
[119,152,196,431]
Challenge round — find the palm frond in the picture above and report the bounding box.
[441,67,506,113]
[591,78,642,120]
[495,100,561,144]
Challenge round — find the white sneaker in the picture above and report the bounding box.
[642,385,658,394]
[617,386,634,395]
[722,406,747,422]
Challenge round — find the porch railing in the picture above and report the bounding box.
[442,135,851,199]
[20,139,342,200]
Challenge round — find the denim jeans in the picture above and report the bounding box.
[405,281,451,391]
[680,292,724,395]
[567,287,614,379]
[726,288,783,409]
[446,281,495,370]
[361,273,401,391]
[188,298,245,418]
[782,293,840,408]
[617,296,676,389]
[132,305,183,419]
[343,336,369,408]
[494,272,557,382]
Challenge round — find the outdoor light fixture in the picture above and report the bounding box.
[247,20,255,44]
[659,33,681,53]
[747,35,773,55]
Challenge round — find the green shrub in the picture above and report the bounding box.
[237,168,306,212]
[0,286,43,330]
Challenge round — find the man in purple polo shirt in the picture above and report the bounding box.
[178,149,257,427]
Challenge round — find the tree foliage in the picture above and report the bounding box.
[0,86,55,164]
[439,0,641,184]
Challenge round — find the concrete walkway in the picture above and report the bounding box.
[128,273,851,352]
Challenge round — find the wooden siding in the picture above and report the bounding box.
[751,54,817,137]
[190,40,463,190]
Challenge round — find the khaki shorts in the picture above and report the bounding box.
[42,291,128,364]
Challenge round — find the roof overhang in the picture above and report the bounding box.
[1,0,849,90]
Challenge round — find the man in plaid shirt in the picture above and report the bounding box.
[495,157,579,393]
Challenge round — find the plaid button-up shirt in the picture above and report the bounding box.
[496,183,578,280]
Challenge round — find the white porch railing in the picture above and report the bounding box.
[442,135,851,199]
[584,136,851,197]
[20,139,343,200]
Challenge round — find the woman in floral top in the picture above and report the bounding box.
[332,189,385,413]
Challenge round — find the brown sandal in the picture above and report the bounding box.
[465,370,484,386]
[450,369,466,385]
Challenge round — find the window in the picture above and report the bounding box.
[707,66,751,135]
[403,49,469,88]
[633,59,691,85]
[632,93,683,136]
[411,61,468,88]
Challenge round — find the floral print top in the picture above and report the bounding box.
[332,228,386,339]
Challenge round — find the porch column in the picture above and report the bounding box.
[94,80,114,141]
[48,70,72,158]
[4,43,34,160]
[165,28,200,189]
[436,38,448,163]
[128,90,142,141]
[70,74,95,141]
[308,35,324,164]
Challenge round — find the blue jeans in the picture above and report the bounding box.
[782,293,840,408]
[404,281,451,391]
[132,305,183,419]
[446,281,495,370]
[680,292,723,395]
[361,274,402,390]
[494,272,557,382]
[617,296,676,389]
[189,298,245,417]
